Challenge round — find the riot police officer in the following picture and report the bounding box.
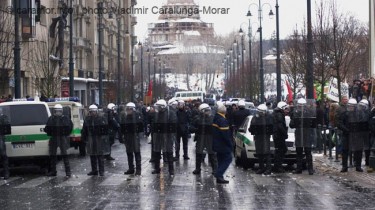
[120,102,144,175]
[151,99,177,175]
[105,103,120,161]
[232,100,251,133]
[0,108,11,179]
[272,101,289,173]
[359,99,372,166]
[289,98,316,175]
[249,104,273,175]
[82,104,110,176]
[339,98,369,172]
[44,104,73,177]
[191,103,217,175]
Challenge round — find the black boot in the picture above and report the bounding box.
[47,155,57,176]
[124,152,135,175]
[355,151,363,172]
[306,148,314,175]
[88,155,98,176]
[62,155,71,177]
[168,152,174,175]
[263,154,272,175]
[183,141,189,160]
[341,150,348,172]
[98,155,105,176]
[173,152,179,161]
[208,154,218,175]
[293,148,303,174]
[2,155,9,180]
[193,154,202,175]
[256,155,265,174]
[365,150,370,166]
[135,152,142,175]
[152,152,161,174]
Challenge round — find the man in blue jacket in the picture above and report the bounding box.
[212,102,233,184]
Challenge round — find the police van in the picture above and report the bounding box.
[0,98,51,168]
[46,97,86,156]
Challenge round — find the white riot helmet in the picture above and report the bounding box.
[297,98,307,105]
[257,104,268,114]
[348,98,357,111]
[54,104,63,116]
[359,99,369,107]
[89,104,98,115]
[199,103,211,114]
[107,103,116,110]
[348,98,357,105]
[168,98,176,106]
[238,100,246,108]
[178,100,185,108]
[125,102,136,114]
[155,99,167,112]
[277,101,289,110]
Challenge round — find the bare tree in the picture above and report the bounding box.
[282,29,307,99]
[313,0,334,101]
[28,35,61,98]
[0,8,14,96]
[329,2,366,101]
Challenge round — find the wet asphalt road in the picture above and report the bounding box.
[1,137,375,210]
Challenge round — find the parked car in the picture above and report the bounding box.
[234,115,299,169]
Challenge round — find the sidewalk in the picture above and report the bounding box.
[314,152,375,187]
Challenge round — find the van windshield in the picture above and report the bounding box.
[2,104,49,126]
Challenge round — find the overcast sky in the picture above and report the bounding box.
[134,0,369,42]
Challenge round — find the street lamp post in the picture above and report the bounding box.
[138,42,144,100]
[275,0,282,102]
[116,17,121,105]
[153,54,156,101]
[147,49,151,87]
[69,0,74,97]
[13,0,21,98]
[306,0,314,99]
[98,1,104,106]
[130,37,134,102]
[248,0,274,103]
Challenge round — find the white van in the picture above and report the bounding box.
[174,91,204,102]
[46,97,85,156]
[0,100,51,164]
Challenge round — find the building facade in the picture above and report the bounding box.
[0,0,137,105]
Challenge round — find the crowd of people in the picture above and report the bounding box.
[1,92,373,183]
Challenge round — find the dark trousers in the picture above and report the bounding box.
[274,138,287,169]
[1,155,9,177]
[90,155,104,174]
[296,147,313,170]
[126,152,141,171]
[175,132,188,157]
[215,152,232,179]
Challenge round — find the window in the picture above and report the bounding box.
[3,104,49,126]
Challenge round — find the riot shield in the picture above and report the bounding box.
[292,99,317,128]
[347,104,369,133]
[249,114,273,135]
